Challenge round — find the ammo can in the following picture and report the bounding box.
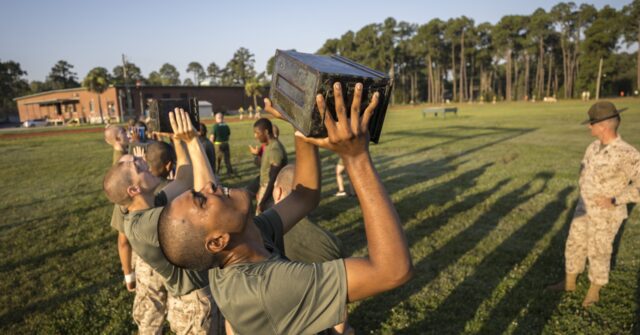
[269,50,393,143]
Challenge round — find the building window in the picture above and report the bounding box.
[90,100,95,113]
[180,93,188,99]
[144,94,154,101]
[162,93,171,99]
[107,102,115,115]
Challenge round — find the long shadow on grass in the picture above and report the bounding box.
[401,185,574,334]
[350,172,552,333]
[0,279,112,327]
[0,235,111,273]
[474,198,577,335]
[317,125,536,229]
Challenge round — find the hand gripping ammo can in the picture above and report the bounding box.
[269,50,393,143]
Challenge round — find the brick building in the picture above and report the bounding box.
[14,85,259,123]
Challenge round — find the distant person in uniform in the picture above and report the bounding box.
[254,117,287,213]
[238,106,245,120]
[210,112,233,176]
[248,105,254,119]
[335,157,353,197]
[549,101,640,307]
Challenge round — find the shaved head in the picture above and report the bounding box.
[103,162,134,206]
[274,165,295,198]
[158,200,217,270]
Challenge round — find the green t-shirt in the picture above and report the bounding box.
[212,123,231,142]
[284,217,346,263]
[259,139,287,187]
[111,180,169,234]
[112,149,126,165]
[123,202,209,297]
[209,210,347,335]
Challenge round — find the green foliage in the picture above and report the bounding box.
[112,62,146,86]
[158,63,181,86]
[206,62,221,84]
[1,100,640,333]
[186,62,205,85]
[0,60,29,114]
[221,47,256,86]
[46,60,80,90]
[82,67,111,94]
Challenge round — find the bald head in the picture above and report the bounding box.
[103,161,134,206]
[104,125,128,149]
[273,165,295,203]
[158,199,218,270]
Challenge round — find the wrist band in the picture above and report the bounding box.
[124,272,136,284]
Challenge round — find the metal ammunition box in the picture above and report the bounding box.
[148,98,200,133]
[269,50,392,143]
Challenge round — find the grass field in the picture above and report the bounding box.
[1,99,640,334]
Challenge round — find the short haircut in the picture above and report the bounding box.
[104,125,124,145]
[146,142,175,178]
[198,123,207,137]
[158,201,216,270]
[103,162,134,206]
[274,164,295,197]
[606,115,621,131]
[253,118,273,135]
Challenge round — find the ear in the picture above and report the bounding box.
[205,233,230,254]
[126,185,141,198]
[273,185,282,203]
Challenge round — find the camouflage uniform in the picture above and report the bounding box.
[565,136,640,285]
[167,287,224,335]
[132,253,168,335]
[133,253,221,334]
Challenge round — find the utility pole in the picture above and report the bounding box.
[595,57,603,100]
[122,54,135,118]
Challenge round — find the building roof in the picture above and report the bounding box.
[13,87,88,101]
[23,98,80,106]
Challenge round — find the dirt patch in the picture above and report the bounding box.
[0,127,104,140]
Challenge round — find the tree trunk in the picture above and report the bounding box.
[637,20,640,91]
[506,49,512,101]
[253,94,258,110]
[459,31,466,102]
[98,93,104,124]
[427,55,434,103]
[524,52,530,100]
[468,54,474,102]
[546,54,553,98]
[451,44,457,102]
[535,38,544,100]
[514,54,519,100]
[561,35,569,98]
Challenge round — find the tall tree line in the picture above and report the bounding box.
[318,2,640,103]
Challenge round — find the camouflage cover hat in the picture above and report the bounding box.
[582,101,627,124]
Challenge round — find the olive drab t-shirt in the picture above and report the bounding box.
[209,209,347,335]
[284,217,346,263]
[110,180,169,233]
[123,191,209,297]
[259,139,287,187]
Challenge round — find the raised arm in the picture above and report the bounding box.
[264,99,320,233]
[171,109,216,190]
[299,82,412,302]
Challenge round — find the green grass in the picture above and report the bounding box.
[1,98,640,334]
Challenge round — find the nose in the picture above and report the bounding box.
[203,181,217,194]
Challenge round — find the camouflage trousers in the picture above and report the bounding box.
[132,253,168,335]
[132,254,224,335]
[565,205,624,286]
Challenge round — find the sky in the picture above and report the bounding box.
[0,0,630,82]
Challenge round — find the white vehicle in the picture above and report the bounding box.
[22,119,48,127]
